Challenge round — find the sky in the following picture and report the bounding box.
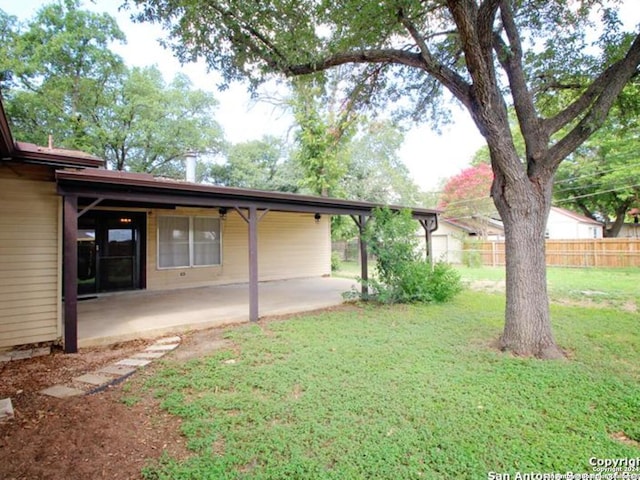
[1,1,639,191]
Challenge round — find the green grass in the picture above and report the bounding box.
[457,265,640,307]
[331,260,363,279]
[140,290,640,479]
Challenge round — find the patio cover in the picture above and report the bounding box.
[56,168,439,353]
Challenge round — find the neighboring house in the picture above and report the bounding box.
[432,207,603,263]
[618,222,640,238]
[546,206,603,239]
[0,93,439,352]
[430,218,504,264]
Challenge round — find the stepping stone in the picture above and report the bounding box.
[0,398,14,422]
[41,385,85,398]
[73,373,111,386]
[97,365,137,376]
[115,358,151,367]
[11,350,32,361]
[132,352,165,359]
[155,336,181,344]
[146,343,179,352]
[0,353,11,363]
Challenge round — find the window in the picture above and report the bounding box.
[158,216,221,268]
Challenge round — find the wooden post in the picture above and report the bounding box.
[350,215,369,298]
[63,195,78,353]
[248,206,259,322]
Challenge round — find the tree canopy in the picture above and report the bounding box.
[129,0,640,358]
[439,163,497,237]
[0,0,224,177]
[553,103,640,237]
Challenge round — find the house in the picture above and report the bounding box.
[430,218,504,264]
[0,93,439,353]
[432,207,603,264]
[546,206,603,239]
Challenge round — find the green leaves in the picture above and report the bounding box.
[0,2,224,177]
[363,207,462,304]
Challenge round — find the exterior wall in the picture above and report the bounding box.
[146,207,331,290]
[546,209,603,239]
[431,222,466,264]
[619,223,640,238]
[0,163,60,349]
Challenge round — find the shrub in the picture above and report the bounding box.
[360,207,462,304]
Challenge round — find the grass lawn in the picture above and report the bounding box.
[456,265,640,308]
[139,285,640,479]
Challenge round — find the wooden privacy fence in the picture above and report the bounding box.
[470,239,640,268]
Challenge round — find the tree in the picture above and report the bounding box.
[342,120,422,206]
[553,110,640,237]
[0,2,224,178]
[439,163,497,238]
[290,77,358,196]
[207,135,300,191]
[132,0,640,358]
[0,0,125,151]
[95,66,224,177]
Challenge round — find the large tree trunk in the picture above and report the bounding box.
[492,170,565,359]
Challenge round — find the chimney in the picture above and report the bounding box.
[185,151,197,182]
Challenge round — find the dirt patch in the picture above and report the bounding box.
[0,340,190,480]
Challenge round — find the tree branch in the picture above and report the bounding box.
[548,32,640,168]
[545,32,640,137]
[287,48,423,74]
[494,1,546,170]
[397,7,473,108]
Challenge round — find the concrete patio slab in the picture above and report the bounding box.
[78,277,357,347]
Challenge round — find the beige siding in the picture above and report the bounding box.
[146,208,331,290]
[0,164,60,349]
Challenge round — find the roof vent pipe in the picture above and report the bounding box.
[185,151,197,182]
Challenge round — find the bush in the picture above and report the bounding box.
[359,207,462,304]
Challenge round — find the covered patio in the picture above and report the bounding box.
[58,168,439,353]
[78,277,358,347]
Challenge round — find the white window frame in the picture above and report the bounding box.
[157,215,222,269]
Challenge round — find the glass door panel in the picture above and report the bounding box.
[77,229,97,295]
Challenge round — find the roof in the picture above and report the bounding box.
[550,206,602,226]
[0,90,103,168]
[56,168,440,220]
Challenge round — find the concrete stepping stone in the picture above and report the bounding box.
[97,365,137,376]
[41,385,85,398]
[155,336,181,344]
[146,343,179,352]
[0,398,14,422]
[73,373,111,386]
[132,352,166,359]
[116,358,151,367]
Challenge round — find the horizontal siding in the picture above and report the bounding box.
[0,165,60,348]
[146,208,331,290]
